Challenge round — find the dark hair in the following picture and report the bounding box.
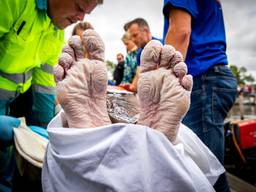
[117,53,124,58]
[86,0,104,4]
[123,18,149,31]
[72,21,94,36]
[97,0,103,4]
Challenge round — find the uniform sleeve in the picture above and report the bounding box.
[162,0,198,40]
[0,0,25,38]
[163,0,198,19]
[0,1,14,37]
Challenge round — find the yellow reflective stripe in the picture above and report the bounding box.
[0,75,32,93]
[19,77,32,93]
[0,76,18,91]
[32,68,56,87]
[0,70,32,84]
[41,63,54,74]
[32,84,56,94]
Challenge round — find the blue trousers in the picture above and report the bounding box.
[0,87,54,192]
[182,65,237,192]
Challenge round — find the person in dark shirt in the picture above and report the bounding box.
[113,53,125,85]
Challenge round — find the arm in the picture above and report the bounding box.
[0,1,13,37]
[31,34,64,127]
[130,67,140,92]
[0,0,24,38]
[165,7,192,59]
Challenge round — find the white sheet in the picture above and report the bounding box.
[42,111,224,192]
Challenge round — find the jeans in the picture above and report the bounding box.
[182,65,237,192]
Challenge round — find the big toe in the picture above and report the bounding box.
[69,35,85,60]
[160,44,183,68]
[140,40,162,73]
[82,29,105,61]
[54,52,74,82]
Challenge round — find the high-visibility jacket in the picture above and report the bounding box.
[0,1,63,190]
[0,0,64,100]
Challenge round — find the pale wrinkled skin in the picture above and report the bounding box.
[54,29,111,128]
[137,40,193,143]
[55,35,192,144]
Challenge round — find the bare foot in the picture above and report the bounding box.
[137,40,193,143]
[54,30,111,128]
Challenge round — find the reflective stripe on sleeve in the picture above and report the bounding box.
[0,70,32,84]
[32,84,56,94]
[40,64,54,74]
[0,88,17,99]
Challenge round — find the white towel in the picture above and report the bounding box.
[42,111,224,192]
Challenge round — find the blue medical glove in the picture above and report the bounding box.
[0,116,21,147]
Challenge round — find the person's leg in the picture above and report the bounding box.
[0,96,20,192]
[182,76,203,139]
[7,88,43,192]
[0,146,15,192]
[183,65,237,192]
[9,87,33,119]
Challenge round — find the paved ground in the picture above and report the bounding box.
[227,172,256,192]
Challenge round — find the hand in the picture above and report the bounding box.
[119,83,135,92]
[0,115,21,147]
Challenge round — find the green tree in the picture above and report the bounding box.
[229,65,255,85]
[106,60,115,73]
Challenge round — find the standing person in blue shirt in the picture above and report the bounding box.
[124,18,163,66]
[163,0,237,191]
[124,18,162,90]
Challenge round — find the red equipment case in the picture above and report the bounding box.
[234,119,256,150]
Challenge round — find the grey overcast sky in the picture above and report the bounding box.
[65,0,256,77]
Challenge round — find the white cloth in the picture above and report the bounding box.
[42,111,225,192]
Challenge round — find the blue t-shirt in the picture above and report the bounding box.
[163,0,228,77]
[137,36,163,66]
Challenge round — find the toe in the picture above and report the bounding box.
[62,45,75,59]
[181,74,193,91]
[160,45,183,70]
[171,51,183,65]
[82,29,105,61]
[54,65,65,82]
[68,35,85,60]
[159,44,176,68]
[58,52,74,71]
[173,62,188,78]
[140,40,162,73]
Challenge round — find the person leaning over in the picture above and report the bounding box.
[0,0,103,191]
